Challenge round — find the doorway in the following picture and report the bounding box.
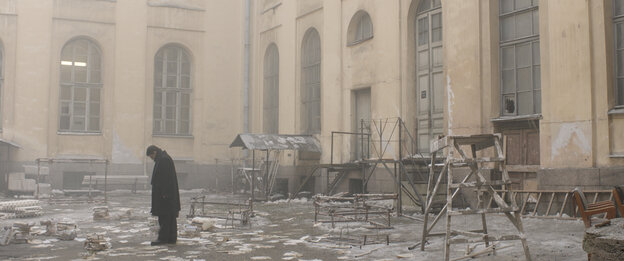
[352,88,371,161]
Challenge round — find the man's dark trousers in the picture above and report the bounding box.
[158,214,177,243]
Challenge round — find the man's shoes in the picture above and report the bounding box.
[150,240,166,246]
[168,240,176,244]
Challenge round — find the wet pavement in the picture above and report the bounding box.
[0,190,588,260]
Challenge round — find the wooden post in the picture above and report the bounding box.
[251,150,255,202]
[104,159,108,203]
[398,118,403,215]
[36,159,41,199]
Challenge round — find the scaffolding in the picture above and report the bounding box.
[291,117,438,215]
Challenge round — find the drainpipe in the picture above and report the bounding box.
[242,0,252,170]
[243,0,251,136]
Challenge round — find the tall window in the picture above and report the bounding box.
[59,39,102,132]
[415,0,443,153]
[301,28,321,134]
[0,44,3,130]
[348,11,373,45]
[263,44,279,134]
[500,0,540,116]
[614,0,624,106]
[153,45,192,135]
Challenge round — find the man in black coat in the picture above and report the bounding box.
[146,145,181,245]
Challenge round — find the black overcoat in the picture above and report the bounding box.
[150,151,181,217]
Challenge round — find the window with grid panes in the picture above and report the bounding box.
[415,0,443,153]
[153,45,192,135]
[499,0,541,116]
[348,11,373,45]
[263,44,279,134]
[301,28,321,134]
[614,0,624,106]
[59,39,102,132]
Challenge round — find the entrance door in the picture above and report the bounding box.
[416,0,443,153]
[353,88,371,160]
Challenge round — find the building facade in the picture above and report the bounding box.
[0,0,623,194]
[249,0,624,194]
[0,0,246,191]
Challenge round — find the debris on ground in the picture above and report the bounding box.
[0,200,43,219]
[40,220,57,236]
[57,221,77,241]
[83,234,110,252]
[12,222,35,244]
[583,218,624,260]
[0,226,14,245]
[92,206,109,221]
[179,224,201,238]
[115,208,132,220]
[191,217,217,231]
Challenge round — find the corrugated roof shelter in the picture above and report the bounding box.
[229,134,321,152]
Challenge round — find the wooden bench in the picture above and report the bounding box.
[82,175,149,193]
[573,187,616,228]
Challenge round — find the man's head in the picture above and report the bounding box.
[146,145,162,161]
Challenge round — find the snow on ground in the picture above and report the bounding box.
[0,191,588,260]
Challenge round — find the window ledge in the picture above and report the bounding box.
[57,131,102,136]
[491,114,542,123]
[347,36,374,47]
[607,107,624,115]
[609,154,624,158]
[152,134,194,139]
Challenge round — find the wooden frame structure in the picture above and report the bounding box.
[419,134,531,261]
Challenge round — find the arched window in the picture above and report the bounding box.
[263,44,279,134]
[59,38,102,132]
[499,0,540,116]
[614,0,624,106]
[348,11,373,45]
[415,0,443,153]
[153,45,192,135]
[301,28,321,134]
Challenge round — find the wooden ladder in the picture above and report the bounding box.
[488,189,613,219]
[419,134,532,261]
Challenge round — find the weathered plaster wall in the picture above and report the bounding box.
[444,0,482,136]
[540,0,594,168]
